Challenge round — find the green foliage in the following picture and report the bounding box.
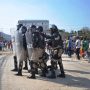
[78,27,90,39]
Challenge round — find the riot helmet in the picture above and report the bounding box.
[17,24,23,30]
[31,25,36,33]
[37,26,43,32]
[21,26,27,34]
[50,24,58,34]
[31,25,36,28]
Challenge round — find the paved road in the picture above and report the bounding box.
[0,55,6,90]
[0,52,11,90]
[1,54,90,90]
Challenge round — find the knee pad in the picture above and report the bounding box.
[30,61,37,69]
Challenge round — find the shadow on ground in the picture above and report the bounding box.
[65,69,90,74]
[12,68,90,89]
[37,73,90,89]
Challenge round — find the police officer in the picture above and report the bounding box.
[12,24,23,71]
[16,26,28,76]
[28,25,38,79]
[47,25,65,78]
[37,26,49,77]
[28,25,48,79]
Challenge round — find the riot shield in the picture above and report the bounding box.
[15,30,23,61]
[25,28,33,60]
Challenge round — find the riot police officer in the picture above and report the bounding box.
[47,25,65,78]
[16,26,28,76]
[37,26,49,77]
[12,24,23,71]
[27,25,38,79]
[28,25,48,79]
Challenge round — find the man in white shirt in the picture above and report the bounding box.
[75,36,81,60]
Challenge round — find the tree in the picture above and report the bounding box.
[77,27,90,40]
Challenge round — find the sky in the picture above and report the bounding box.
[0,0,90,34]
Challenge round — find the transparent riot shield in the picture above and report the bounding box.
[15,30,23,61]
[25,28,33,60]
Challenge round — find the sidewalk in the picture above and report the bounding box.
[1,54,90,90]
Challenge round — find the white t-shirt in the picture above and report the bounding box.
[75,39,81,48]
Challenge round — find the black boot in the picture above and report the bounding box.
[28,75,36,79]
[57,61,65,78]
[47,69,56,79]
[16,61,23,76]
[28,61,36,79]
[12,56,18,71]
[16,69,22,76]
[28,67,38,74]
[23,60,28,70]
[28,70,36,79]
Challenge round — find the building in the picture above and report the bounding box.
[18,20,49,33]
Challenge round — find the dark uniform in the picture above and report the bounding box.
[28,25,48,79]
[37,26,49,77]
[47,25,65,78]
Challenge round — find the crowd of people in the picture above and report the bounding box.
[0,41,12,51]
[63,35,89,60]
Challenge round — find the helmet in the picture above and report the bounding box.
[37,26,43,32]
[31,25,36,33]
[17,24,23,27]
[31,25,36,29]
[17,24,23,30]
[21,26,27,34]
[50,24,58,34]
[51,24,58,30]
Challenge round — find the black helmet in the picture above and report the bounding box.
[19,24,23,27]
[31,25,36,28]
[37,26,43,32]
[50,24,58,34]
[17,24,23,27]
[17,24,23,30]
[21,26,27,34]
[51,24,58,30]
[31,25,36,33]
